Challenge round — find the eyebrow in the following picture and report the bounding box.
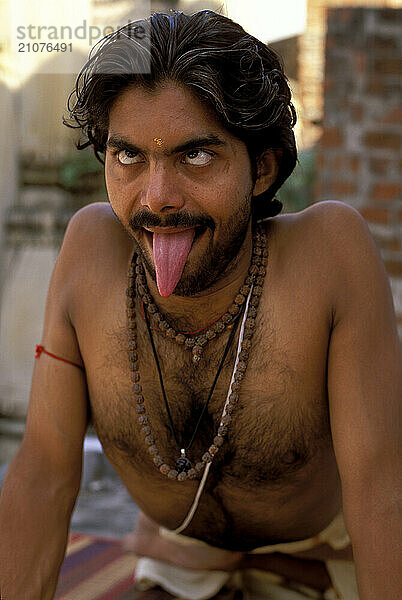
[106,134,227,155]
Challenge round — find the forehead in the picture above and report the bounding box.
[108,82,234,146]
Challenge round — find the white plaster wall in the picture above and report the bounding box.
[19,73,77,160]
[0,247,57,417]
[0,83,18,282]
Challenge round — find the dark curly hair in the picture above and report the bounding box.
[64,10,297,219]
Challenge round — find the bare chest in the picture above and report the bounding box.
[91,321,331,486]
[78,281,337,543]
[77,255,338,547]
[70,213,344,547]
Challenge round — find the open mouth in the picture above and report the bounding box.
[140,225,211,297]
[143,225,207,251]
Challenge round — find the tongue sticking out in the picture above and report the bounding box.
[153,228,196,297]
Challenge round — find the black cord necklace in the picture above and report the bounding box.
[143,291,244,473]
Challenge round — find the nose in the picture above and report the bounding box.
[141,162,185,214]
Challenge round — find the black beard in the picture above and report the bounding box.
[113,192,252,296]
[172,202,251,296]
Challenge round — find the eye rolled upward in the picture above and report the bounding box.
[117,149,142,165]
[183,149,213,166]
[115,148,213,166]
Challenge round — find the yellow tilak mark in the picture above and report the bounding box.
[153,137,163,146]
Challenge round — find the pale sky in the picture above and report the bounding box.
[182,0,307,43]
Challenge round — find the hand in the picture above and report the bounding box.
[122,511,244,571]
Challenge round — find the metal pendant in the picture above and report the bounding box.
[175,449,192,473]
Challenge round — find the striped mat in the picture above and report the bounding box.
[55,532,141,600]
[56,533,236,600]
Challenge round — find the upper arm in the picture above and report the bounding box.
[20,208,94,480]
[322,202,401,521]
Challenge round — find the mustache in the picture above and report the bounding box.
[129,210,215,232]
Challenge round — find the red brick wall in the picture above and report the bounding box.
[297,0,399,149]
[315,7,401,335]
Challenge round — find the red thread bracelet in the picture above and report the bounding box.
[35,345,84,370]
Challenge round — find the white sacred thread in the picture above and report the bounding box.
[172,284,254,535]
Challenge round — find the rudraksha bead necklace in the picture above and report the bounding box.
[144,292,244,477]
[125,224,267,481]
[135,227,268,364]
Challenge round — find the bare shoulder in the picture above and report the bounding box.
[295,201,388,286]
[280,200,370,243]
[57,202,133,319]
[296,202,395,324]
[298,199,372,245]
[62,201,132,272]
[66,201,130,251]
[266,200,393,323]
[269,200,377,272]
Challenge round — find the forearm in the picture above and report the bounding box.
[0,460,79,600]
[350,504,402,600]
[240,552,331,591]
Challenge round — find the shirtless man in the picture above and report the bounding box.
[0,10,400,600]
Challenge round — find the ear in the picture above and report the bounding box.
[252,150,281,197]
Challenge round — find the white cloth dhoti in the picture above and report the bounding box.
[134,512,358,599]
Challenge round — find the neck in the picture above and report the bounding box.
[143,222,253,332]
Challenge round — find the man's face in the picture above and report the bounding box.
[105,82,257,296]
